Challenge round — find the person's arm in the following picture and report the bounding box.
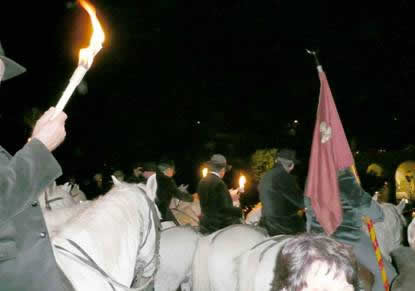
[304,195,313,232]
[0,107,66,222]
[216,182,242,217]
[338,169,372,209]
[0,140,62,222]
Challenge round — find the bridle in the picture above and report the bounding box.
[44,187,64,210]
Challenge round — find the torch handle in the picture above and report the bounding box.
[51,66,88,119]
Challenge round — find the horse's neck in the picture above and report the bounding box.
[55,187,147,285]
[43,202,90,237]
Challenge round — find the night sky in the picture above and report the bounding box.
[1,1,414,190]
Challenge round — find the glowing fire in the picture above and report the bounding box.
[202,168,208,178]
[78,0,105,68]
[239,175,246,191]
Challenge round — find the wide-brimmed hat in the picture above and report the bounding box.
[0,41,26,81]
[207,154,232,171]
[142,162,157,172]
[277,148,301,165]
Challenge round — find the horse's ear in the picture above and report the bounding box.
[62,182,72,192]
[397,199,406,213]
[111,175,122,186]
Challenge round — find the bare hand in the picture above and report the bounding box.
[31,107,67,152]
[178,184,189,193]
[229,188,240,201]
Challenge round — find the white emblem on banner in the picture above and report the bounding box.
[320,121,332,144]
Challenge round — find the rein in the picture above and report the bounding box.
[55,187,161,291]
[44,189,63,210]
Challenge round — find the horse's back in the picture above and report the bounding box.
[156,226,200,291]
[238,235,292,291]
[194,224,268,291]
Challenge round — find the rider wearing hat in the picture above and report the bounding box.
[258,148,306,236]
[198,154,242,234]
[0,41,73,291]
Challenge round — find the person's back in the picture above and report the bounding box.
[198,154,242,234]
[155,160,193,223]
[258,150,305,236]
[259,164,303,219]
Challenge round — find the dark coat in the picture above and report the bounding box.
[305,168,384,243]
[258,163,305,236]
[197,173,242,234]
[155,171,193,223]
[0,139,73,291]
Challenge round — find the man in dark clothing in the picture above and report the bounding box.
[305,168,397,291]
[0,41,73,291]
[155,160,193,223]
[198,154,242,234]
[258,148,305,236]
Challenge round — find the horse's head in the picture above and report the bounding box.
[68,183,87,202]
[38,181,77,210]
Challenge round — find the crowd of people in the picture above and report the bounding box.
[0,40,402,291]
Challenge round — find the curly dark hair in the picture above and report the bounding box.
[272,233,359,291]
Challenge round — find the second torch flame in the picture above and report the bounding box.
[239,175,246,193]
[52,0,105,119]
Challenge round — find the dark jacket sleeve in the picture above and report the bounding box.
[338,169,372,208]
[214,181,242,217]
[0,139,62,222]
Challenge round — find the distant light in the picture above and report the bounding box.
[196,121,201,125]
[294,120,298,124]
[394,117,398,121]
[355,151,360,155]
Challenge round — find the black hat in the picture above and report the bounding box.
[142,162,157,172]
[0,42,26,81]
[277,149,300,165]
[207,154,232,171]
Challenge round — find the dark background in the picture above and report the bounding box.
[1,1,414,193]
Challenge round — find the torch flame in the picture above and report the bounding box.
[78,0,105,68]
[202,168,208,178]
[239,175,246,190]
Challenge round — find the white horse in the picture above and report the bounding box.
[192,224,268,291]
[361,198,407,263]
[51,176,160,291]
[155,225,201,291]
[406,216,415,250]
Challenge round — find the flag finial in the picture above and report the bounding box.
[306,49,321,68]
